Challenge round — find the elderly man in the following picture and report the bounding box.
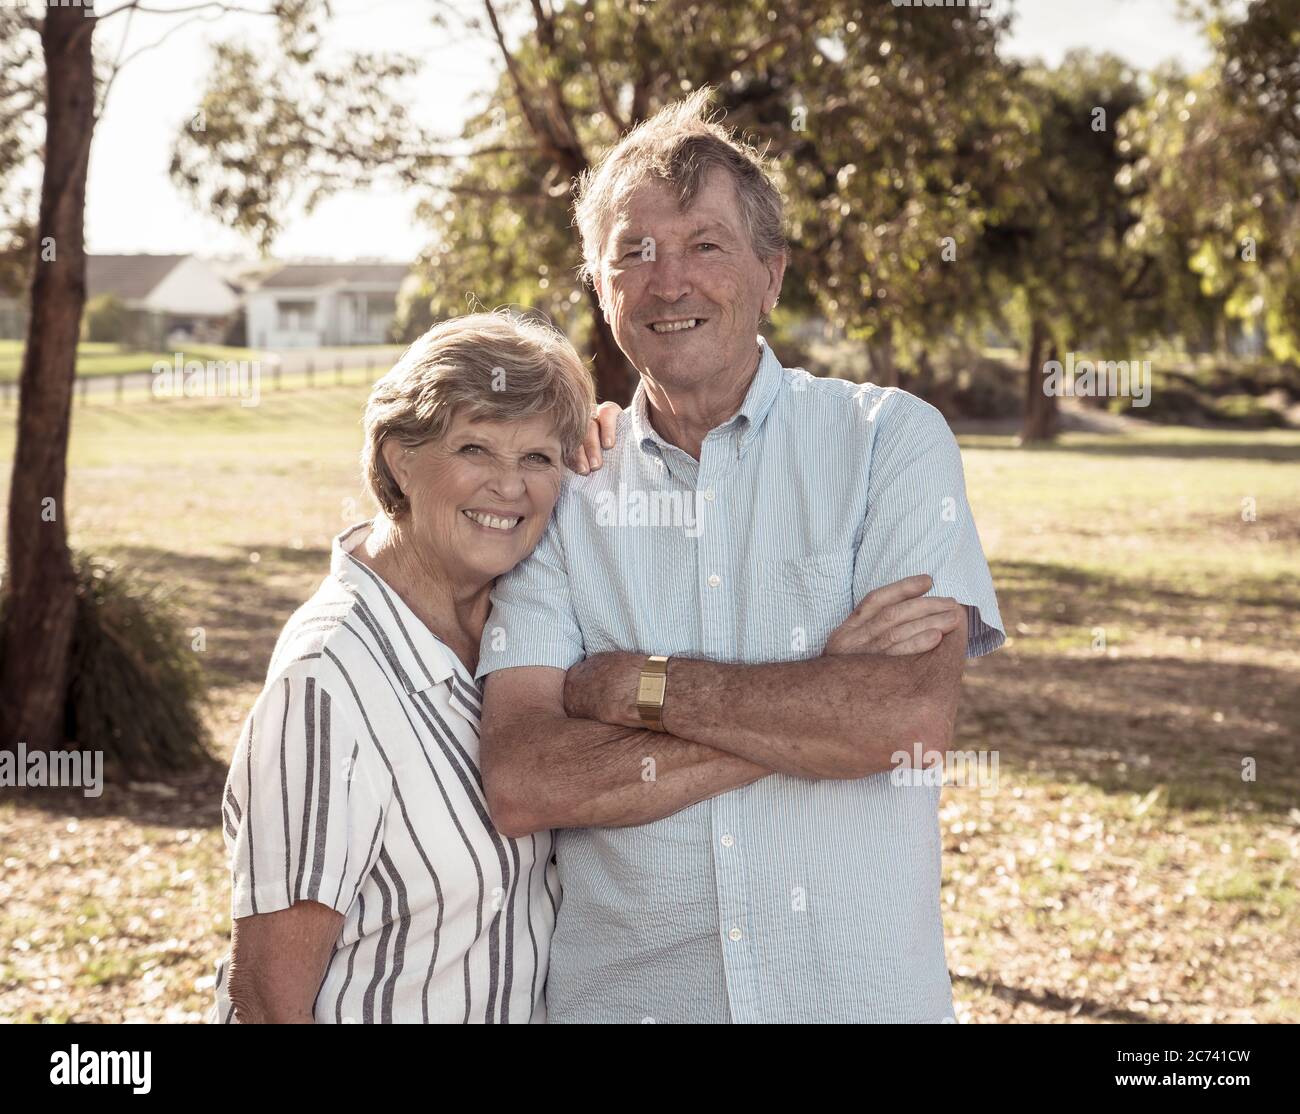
[477,89,1005,1023]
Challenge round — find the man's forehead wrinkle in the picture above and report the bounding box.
[609,202,741,244]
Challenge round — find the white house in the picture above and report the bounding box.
[86,254,242,345]
[245,262,410,348]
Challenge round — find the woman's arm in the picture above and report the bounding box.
[227,900,344,1023]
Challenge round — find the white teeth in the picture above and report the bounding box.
[650,318,701,333]
[463,510,521,531]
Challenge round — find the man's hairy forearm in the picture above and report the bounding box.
[661,641,961,778]
[483,712,770,836]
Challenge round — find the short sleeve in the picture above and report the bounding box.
[221,666,392,920]
[475,512,586,680]
[852,395,1005,658]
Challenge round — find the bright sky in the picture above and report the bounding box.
[76,0,1213,261]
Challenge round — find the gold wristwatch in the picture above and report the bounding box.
[635,655,670,732]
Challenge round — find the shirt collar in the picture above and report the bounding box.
[629,335,784,457]
[331,520,471,700]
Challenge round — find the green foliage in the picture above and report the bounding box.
[164,0,1300,410]
[81,295,129,344]
[0,8,40,300]
[0,554,211,775]
[1125,0,1300,363]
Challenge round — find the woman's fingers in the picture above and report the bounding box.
[576,419,603,474]
[576,402,621,474]
[595,400,620,450]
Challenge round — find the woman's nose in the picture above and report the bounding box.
[486,459,527,498]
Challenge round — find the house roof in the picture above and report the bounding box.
[258,262,411,290]
[86,254,187,301]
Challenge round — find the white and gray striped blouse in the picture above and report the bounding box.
[212,520,557,1023]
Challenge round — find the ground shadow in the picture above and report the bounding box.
[966,437,1300,463]
[952,973,1156,1023]
[958,559,1300,816]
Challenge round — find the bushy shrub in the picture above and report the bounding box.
[0,553,211,775]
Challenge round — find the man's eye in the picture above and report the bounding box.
[697,242,718,252]
[459,444,484,454]
[526,453,553,465]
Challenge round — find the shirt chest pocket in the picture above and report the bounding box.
[748,546,856,660]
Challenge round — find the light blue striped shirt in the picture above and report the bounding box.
[477,337,1005,1023]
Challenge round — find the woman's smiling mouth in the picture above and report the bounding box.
[462,509,523,532]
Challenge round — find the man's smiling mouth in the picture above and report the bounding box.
[648,318,707,334]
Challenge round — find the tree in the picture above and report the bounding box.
[0,0,327,757]
[0,4,96,753]
[1124,0,1300,364]
[174,0,1020,404]
[971,52,1154,441]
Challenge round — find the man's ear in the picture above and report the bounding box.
[381,438,411,498]
[593,271,610,324]
[761,251,788,317]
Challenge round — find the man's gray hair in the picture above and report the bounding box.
[362,311,595,518]
[573,86,788,287]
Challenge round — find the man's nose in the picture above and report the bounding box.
[646,252,692,303]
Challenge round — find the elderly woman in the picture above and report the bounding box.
[211,313,614,1023]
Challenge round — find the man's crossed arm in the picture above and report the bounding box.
[481,574,968,838]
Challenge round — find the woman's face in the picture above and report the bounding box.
[386,409,566,587]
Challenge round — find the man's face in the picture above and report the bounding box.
[595,167,785,390]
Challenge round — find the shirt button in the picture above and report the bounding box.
[720,833,734,848]
[707,573,721,588]
[728,927,743,942]
[703,488,716,501]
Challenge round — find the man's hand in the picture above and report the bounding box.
[824,573,965,657]
[562,651,643,727]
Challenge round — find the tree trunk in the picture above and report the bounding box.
[917,347,951,414]
[0,7,96,754]
[584,287,637,406]
[1021,317,1059,443]
[867,321,898,387]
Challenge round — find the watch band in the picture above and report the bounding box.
[635,654,670,733]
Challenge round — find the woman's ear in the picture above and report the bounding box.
[381,438,411,498]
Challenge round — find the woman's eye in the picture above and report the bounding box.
[526,453,553,465]
[459,444,484,455]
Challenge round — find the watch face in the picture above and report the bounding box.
[637,676,667,705]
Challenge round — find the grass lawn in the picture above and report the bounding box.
[0,340,262,382]
[0,385,1297,1022]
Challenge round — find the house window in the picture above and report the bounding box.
[277,300,316,332]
